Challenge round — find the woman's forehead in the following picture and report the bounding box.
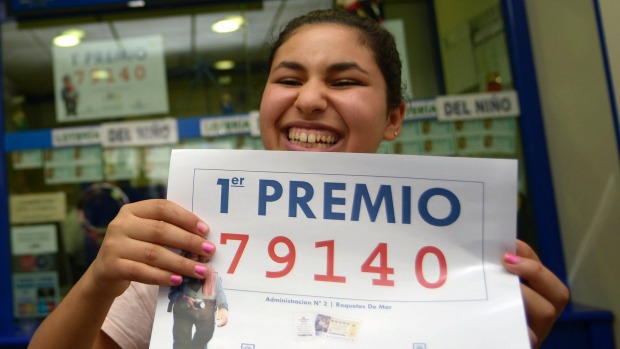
[275,24,372,62]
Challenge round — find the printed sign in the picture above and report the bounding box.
[12,272,60,318]
[11,225,60,319]
[405,99,437,120]
[200,115,251,137]
[11,150,44,170]
[100,118,178,147]
[52,126,101,147]
[52,35,168,122]
[9,193,66,224]
[436,91,520,121]
[150,150,530,349]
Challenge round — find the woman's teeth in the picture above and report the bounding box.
[288,128,338,148]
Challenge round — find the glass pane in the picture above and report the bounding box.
[2,0,332,321]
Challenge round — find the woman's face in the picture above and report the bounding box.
[259,24,403,153]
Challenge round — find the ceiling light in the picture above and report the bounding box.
[127,0,145,7]
[53,35,80,47]
[218,75,233,85]
[53,29,85,47]
[214,60,235,70]
[212,16,245,33]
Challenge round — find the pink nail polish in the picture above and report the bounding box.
[195,265,206,276]
[170,275,182,285]
[202,242,215,254]
[197,222,209,235]
[504,253,521,265]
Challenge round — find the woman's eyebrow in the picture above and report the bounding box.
[272,60,305,72]
[327,62,369,75]
[272,61,369,75]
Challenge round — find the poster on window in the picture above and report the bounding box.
[150,149,530,349]
[52,35,169,123]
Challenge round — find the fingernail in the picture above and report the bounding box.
[202,241,215,254]
[197,222,209,235]
[195,264,206,276]
[170,275,182,285]
[504,253,521,265]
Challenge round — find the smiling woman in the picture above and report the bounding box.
[23,8,569,349]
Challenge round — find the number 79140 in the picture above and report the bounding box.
[220,233,448,289]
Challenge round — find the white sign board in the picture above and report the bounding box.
[52,126,101,147]
[436,91,520,121]
[52,35,169,122]
[152,150,529,349]
[100,118,178,147]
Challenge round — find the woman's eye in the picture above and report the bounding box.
[332,80,360,87]
[277,79,302,86]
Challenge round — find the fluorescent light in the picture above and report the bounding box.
[53,35,80,47]
[218,75,233,85]
[214,60,235,70]
[127,0,145,7]
[212,16,245,33]
[53,29,85,47]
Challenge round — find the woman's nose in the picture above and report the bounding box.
[293,81,328,114]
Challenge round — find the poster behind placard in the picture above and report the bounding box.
[52,35,168,122]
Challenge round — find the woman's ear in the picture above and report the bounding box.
[383,101,406,141]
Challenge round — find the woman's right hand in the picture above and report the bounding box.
[84,199,215,300]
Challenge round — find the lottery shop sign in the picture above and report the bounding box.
[153,150,530,349]
[52,35,169,123]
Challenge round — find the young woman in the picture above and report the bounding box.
[28,9,569,349]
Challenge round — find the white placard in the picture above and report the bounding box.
[151,150,530,349]
[9,193,66,224]
[200,115,251,137]
[52,126,101,147]
[53,35,169,122]
[405,99,437,120]
[436,91,520,121]
[100,118,178,147]
[11,225,58,255]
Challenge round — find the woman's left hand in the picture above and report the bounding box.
[216,308,229,327]
[502,240,570,348]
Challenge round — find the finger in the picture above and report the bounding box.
[114,199,210,238]
[102,238,209,281]
[522,284,556,348]
[112,258,186,286]
[502,249,570,313]
[515,240,541,263]
[121,217,216,258]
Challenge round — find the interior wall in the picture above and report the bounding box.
[524,0,620,346]
[385,0,439,99]
[599,0,620,141]
[434,0,499,40]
